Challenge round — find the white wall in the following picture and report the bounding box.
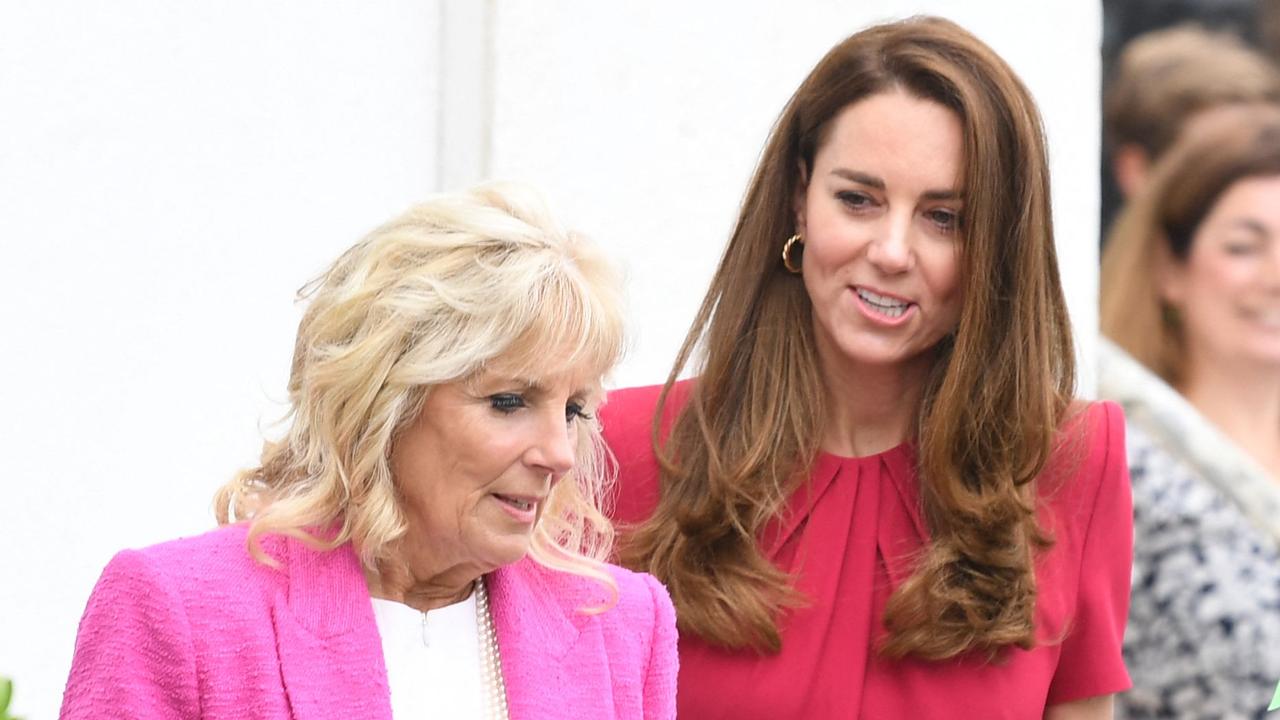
[0,3,1099,718]
[0,3,440,717]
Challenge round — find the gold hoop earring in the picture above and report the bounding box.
[782,233,803,273]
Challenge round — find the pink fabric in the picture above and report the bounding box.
[603,382,1133,718]
[60,524,677,719]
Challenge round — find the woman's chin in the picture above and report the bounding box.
[469,531,536,571]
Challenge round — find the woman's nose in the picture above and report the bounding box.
[866,212,914,273]
[1266,244,1280,288]
[527,413,577,478]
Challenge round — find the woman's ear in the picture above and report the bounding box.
[1155,238,1188,306]
[794,161,810,236]
[1112,143,1151,200]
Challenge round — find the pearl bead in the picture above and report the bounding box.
[475,577,509,719]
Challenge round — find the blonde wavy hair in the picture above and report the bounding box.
[215,182,625,589]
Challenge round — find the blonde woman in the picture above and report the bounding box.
[60,183,677,720]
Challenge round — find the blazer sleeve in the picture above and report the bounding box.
[640,573,679,720]
[60,549,201,719]
[1045,401,1135,705]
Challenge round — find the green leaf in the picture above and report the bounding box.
[0,676,12,714]
[1270,677,1280,712]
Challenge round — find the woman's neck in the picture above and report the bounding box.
[366,543,486,613]
[817,343,931,458]
[1180,350,1280,478]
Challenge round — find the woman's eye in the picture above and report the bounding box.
[489,393,526,413]
[1224,241,1262,256]
[565,402,593,423]
[837,191,873,209]
[927,209,960,232]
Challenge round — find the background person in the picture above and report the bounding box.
[1101,104,1280,718]
[603,17,1132,719]
[1101,23,1280,238]
[59,183,678,720]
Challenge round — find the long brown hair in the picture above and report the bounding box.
[620,16,1075,659]
[1102,104,1280,386]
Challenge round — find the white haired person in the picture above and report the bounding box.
[60,183,678,720]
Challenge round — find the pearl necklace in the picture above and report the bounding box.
[474,577,509,719]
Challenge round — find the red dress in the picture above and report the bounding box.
[602,383,1133,719]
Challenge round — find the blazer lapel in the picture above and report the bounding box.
[488,558,593,715]
[271,537,393,720]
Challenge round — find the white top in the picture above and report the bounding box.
[371,593,486,719]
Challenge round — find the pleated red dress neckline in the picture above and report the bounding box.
[603,384,1134,719]
[673,442,928,719]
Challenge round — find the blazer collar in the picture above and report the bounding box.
[489,557,597,715]
[269,535,394,720]
[489,556,593,649]
[268,537,594,719]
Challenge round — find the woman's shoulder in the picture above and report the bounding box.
[508,558,674,633]
[597,563,678,687]
[602,561,676,622]
[111,523,277,581]
[495,559,677,715]
[603,383,667,416]
[600,380,696,524]
[75,525,288,660]
[1046,399,1126,492]
[1038,399,1131,545]
[1033,401,1135,704]
[1063,398,1124,443]
[93,524,289,616]
[600,379,695,451]
[498,558,676,680]
[590,563,677,676]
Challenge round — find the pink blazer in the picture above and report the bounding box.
[60,524,678,719]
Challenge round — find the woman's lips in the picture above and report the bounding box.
[852,286,917,326]
[492,493,539,523]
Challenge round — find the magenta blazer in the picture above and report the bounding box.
[60,524,678,719]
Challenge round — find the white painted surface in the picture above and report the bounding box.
[0,2,439,717]
[488,1,1102,394]
[438,0,494,189]
[0,3,1100,718]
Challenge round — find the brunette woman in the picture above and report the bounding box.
[603,17,1132,719]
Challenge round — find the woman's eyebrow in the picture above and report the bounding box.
[1228,218,1269,237]
[468,373,541,394]
[503,377,544,393]
[831,167,884,189]
[830,167,960,200]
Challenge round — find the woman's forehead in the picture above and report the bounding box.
[466,356,605,395]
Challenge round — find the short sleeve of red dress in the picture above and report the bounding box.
[1042,400,1135,704]
[601,385,1133,719]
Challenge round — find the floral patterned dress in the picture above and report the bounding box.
[1100,340,1280,719]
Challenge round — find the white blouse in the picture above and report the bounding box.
[371,593,486,719]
